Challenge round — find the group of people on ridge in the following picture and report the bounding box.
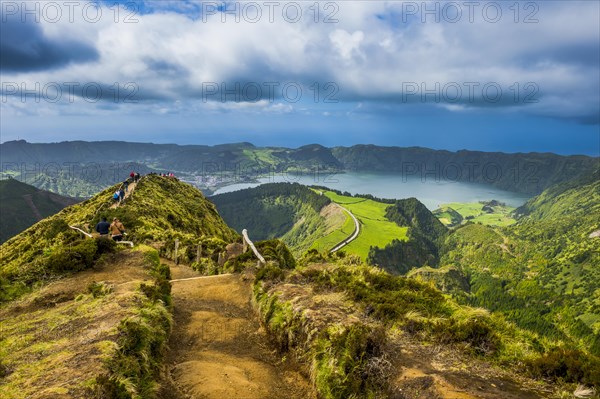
[113,171,141,203]
[148,172,176,178]
[95,217,126,241]
[97,171,175,242]
[100,172,137,240]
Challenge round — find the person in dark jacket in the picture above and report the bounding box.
[95,217,110,237]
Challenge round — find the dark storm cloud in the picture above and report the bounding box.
[0,12,98,72]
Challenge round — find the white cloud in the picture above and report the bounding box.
[329,29,365,61]
[1,0,598,122]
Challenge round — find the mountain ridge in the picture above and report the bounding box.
[2,140,597,196]
[0,174,237,302]
[0,178,80,243]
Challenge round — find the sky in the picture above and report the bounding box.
[1,0,599,155]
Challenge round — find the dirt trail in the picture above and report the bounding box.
[110,180,138,209]
[391,342,547,399]
[160,260,312,399]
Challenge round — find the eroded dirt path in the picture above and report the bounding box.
[160,261,312,399]
[109,180,138,209]
[391,341,548,399]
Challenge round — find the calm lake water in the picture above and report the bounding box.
[210,171,531,209]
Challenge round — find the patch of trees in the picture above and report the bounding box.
[367,198,448,274]
[211,183,331,240]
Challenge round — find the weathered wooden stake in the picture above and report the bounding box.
[174,239,179,265]
[242,229,265,264]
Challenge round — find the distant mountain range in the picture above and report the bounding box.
[1,140,597,197]
[0,179,79,243]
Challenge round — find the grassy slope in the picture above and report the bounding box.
[253,259,600,397]
[435,201,517,227]
[0,175,235,397]
[242,147,284,166]
[212,185,409,260]
[279,202,339,255]
[311,190,408,259]
[0,245,172,399]
[210,183,332,257]
[309,206,355,253]
[0,175,236,301]
[0,179,79,243]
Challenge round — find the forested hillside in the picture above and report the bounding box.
[439,169,600,356]
[211,183,332,255]
[0,179,79,243]
[212,184,449,273]
[367,198,448,274]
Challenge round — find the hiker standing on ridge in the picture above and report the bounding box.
[95,217,110,237]
[134,172,140,183]
[113,190,120,203]
[110,218,126,241]
[118,188,125,202]
[123,179,129,193]
[130,171,135,180]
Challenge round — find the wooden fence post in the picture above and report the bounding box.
[174,239,179,265]
[242,229,265,266]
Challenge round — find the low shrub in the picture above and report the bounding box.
[45,239,98,273]
[254,278,391,399]
[96,237,117,256]
[44,218,70,239]
[526,348,600,387]
[87,281,113,298]
[97,302,172,398]
[256,239,296,269]
[192,257,219,275]
[314,323,388,399]
[255,263,285,282]
[445,308,501,355]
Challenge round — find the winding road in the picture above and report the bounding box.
[330,204,361,253]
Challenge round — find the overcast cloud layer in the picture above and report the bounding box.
[1,0,599,154]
